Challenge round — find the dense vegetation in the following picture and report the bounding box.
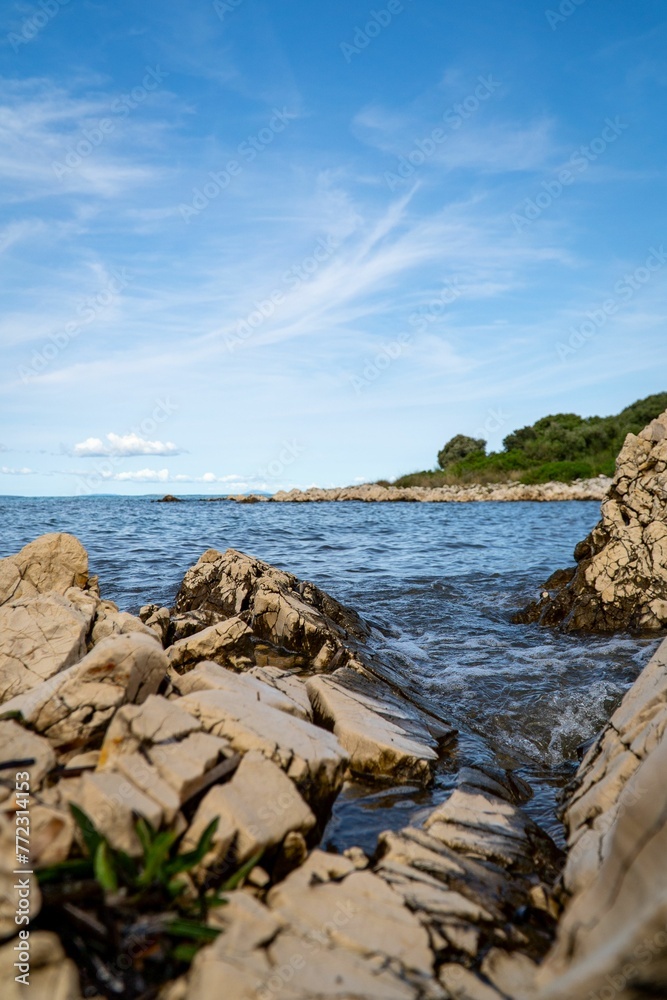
[386,393,667,487]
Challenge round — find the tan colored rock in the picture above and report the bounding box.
[0,593,93,702]
[179,681,348,806]
[0,931,81,999]
[207,890,285,948]
[90,603,159,645]
[480,948,537,997]
[1,812,42,940]
[247,666,313,720]
[183,751,315,865]
[148,731,232,802]
[439,965,503,999]
[167,616,255,674]
[68,770,163,855]
[99,694,201,765]
[306,671,440,781]
[515,408,667,630]
[0,721,55,787]
[268,850,434,977]
[174,548,370,672]
[174,662,310,720]
[0,633,168,750]
[26,803,74,867]
[0,533,90,606]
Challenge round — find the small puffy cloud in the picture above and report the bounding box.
[107,468,170,482]
[73,432,183,457]
[1,466,32,475]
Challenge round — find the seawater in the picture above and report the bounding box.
[0,495,656,852]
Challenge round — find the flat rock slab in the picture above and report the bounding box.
[178,681,348,807]
[306,671,441,782]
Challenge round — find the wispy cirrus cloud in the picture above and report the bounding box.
[72,432,184,457]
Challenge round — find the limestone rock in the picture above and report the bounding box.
[514,408,667,630]
[0,592,93,702]
[0,533,90,608]
[90,602,159,646]
[0,720,55,787]
[307,670,442,782]
[166,617,255,674]
[0,633,168,750]
[247,666,313,720]
[173,661,311,720]
[174,548,371,671]
[533,637,667,999]
[183,751,315,865]
[178,675,348,807]
[0,931,81,999]
[67,770,163,855]
[0,811,42,940]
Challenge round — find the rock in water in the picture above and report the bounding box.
[514,408,667,631]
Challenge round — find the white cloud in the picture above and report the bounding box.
[73,432,183,457]
[1,466,32,475]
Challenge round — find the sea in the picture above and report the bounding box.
[0,495,657,853]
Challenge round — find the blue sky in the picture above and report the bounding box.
[1,0,666,496]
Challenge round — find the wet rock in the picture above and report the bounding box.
[178,673,348,808]
[0,593,93,702]
[514,407,667,631]
[0,931,81,999]
[183,750,315,865]
[0,633,168,750]
[306,670,442,782]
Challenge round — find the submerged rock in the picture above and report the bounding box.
[514,408,667,631]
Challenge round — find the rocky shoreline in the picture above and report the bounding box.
[2,412,667,999]
[196,476,612,504]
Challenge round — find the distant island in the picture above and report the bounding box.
[381,392,667,488]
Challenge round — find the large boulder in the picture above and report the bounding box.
[0,533,91,606]
[535,637,667,999]
[514,409,667,631]
[0,633,168,750]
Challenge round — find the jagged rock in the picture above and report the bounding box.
[141,606,171,644]
[173,662,311,721]
[0,592,93,702]
[178,672,349,808]
[173,548,371,671]
[0,720,55,787]
[98,694,232,810]
[514,408,667,630]
[0,931,81,999]
[166,617,256,673]
[0,633,168,750]
[183,751,315,865]
[248,666,313,720]
[90,602,159,645]
[306,670,443,782]
[535,636,667,999]
[0,533,91,606]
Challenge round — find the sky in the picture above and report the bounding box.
[1,0,666,496]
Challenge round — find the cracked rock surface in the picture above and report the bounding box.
[514,408,667,631]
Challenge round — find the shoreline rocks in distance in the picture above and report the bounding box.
[190,476,612,504]
[515,407,667,632]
